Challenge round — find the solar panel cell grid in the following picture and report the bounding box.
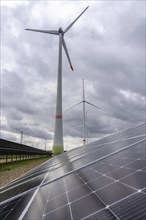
[65,175,84,191]
[70,193,105,219]
[49,183,66,199]
[106,167,136,179]
[45,193,68,213]
[43,205,72,220]
[92,163,119,173]
[0,123,145,220]
[120,171,146,189]
[125,159,145,169]
[96,182,136,205]
[87,176,114,191]
[83,209,118,220]
[111,193,146,220]
[77,167,101,179]
[68,184,91,202]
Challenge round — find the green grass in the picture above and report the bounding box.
[0,156,51,172]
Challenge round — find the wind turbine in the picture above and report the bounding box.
[66,79,104,145]
[26,6,89,155]
[14,127,29,144]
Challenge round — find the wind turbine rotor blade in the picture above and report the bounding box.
[25,28,59,35]
[62,37,73,71]
[85,101,105,112]
[14,128,20,133]
[64,6,89,33]
[71,122,83,127]
[22,127,29,133]
[65,101,83,112]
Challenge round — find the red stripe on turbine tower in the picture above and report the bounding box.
[56,115,62,119]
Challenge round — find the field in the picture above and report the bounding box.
[0,156,50,188]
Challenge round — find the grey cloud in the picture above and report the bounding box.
[8,110,23,121]
[1,1,145,149]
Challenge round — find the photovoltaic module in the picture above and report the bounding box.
[0,123,145,220]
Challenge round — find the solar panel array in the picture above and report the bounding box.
[0,139,51,156]
[0,123,145,220]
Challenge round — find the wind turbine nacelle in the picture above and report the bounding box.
[59,28,64,35]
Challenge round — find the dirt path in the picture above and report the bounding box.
[0,160,46,189]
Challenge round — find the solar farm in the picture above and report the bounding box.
[0,123,145,220]
[0,139,52,164]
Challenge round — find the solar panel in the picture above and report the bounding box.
[111,193,146,220]
[2,135,143,197]
[0,139,50,156]
[0,123,145,220]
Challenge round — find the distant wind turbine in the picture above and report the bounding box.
[26,6,89,155]
[66,79,104,145]
[14,127,29,144]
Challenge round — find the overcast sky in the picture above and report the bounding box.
[1,1,145,150]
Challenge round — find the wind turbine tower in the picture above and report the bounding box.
[26,6,89,155]
[82,79,86,145]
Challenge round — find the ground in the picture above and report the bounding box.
[0,159,47,189]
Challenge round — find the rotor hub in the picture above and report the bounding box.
[59,28,64,35]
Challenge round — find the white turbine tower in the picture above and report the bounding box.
[26,6,89,155]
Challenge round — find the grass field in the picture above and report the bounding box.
[0,156,51,172]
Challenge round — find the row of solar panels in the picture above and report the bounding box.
[0,139,52,155]
[0,123,145,220]
[0,123,145,201]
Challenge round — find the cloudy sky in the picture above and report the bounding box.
[1,1,145,150]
